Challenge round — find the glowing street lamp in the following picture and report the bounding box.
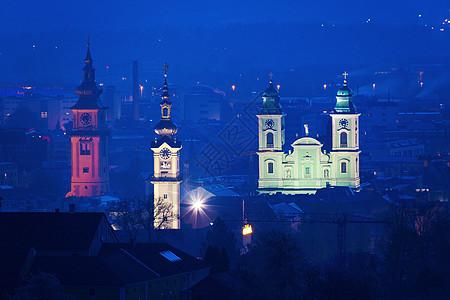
[192,200,203,211]
[242,224,252,235]
[231,85,236,91]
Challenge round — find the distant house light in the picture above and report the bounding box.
[160,250,182,262]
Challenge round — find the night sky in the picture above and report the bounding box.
[0,1,448,92]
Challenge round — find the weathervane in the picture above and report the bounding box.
[164,63,169,78]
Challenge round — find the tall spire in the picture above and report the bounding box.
[154,63,177,137]
[72,39,105,109]
[85,39,92,63]
[161,63,170,103]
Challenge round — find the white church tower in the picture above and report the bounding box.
[148,64,182,229]
[329,72,360,189]
[256,79,285,192]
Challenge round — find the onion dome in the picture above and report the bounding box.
[334,73,356,113]
[260,79,282,114]
[154,63,178,137]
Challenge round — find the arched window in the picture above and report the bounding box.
[340,132,348,147]
[341,162,347,173]
[162,107,169,117]
[267,132,274,148]
[268,162,274,174]
[286,169,292,178]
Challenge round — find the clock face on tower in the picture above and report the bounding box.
[339,119,349,129]
[160,148,172,160]
[265,119,275,129]
[80,113,92,126]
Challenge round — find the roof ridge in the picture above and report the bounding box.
[120,248,160,277]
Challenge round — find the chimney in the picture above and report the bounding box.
[132,61,139,121]
[69,204,76,213]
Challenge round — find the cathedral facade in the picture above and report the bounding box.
[257,77,360,195]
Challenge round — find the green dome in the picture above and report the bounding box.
[334,82,356,113]
[263,82,279,98]
[259,80,282,115]
[337,85,353,96]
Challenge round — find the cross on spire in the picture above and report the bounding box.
[342,71,348,85]
[269,72,274,84]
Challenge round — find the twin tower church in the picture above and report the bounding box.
[256,76,360,194]
[66,43,360,228]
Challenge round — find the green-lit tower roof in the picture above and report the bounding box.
[334,72,356,113]
[259,79,282,114]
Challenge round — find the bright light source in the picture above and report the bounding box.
[193,200,203,210]
[242,224,252,235]
[323,84,327,90]
[231,85,236,91]
[277,84,280,90]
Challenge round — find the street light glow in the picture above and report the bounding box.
[193,200,203,210]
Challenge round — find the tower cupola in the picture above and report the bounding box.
[334,71,356,113]
[154,63,178,137]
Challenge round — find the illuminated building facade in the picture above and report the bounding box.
[148,64,182,229]
[257,76,360,194]
[66,43,110,197]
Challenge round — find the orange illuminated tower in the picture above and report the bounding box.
[66,41,109,197]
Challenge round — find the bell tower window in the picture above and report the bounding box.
[162,107,169,118]
[80,143,91,155]
[341,162,347,174]
[340,132,347,147]
[268,162,274,174]
[266,132,274,148]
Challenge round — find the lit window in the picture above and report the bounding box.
[159,250,182,262]
[40,111,48,119]
[162,107,169,117]
[341,162,347,173]
[268,162,274,174]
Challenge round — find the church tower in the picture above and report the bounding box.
[257,79,285,192]
[149,64,182,229]
[66,41,109,197]
[329,72,360,189]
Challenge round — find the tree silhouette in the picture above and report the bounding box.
[13,272,74,300]
[109,195,175,242]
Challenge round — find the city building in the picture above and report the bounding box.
[147,65,182,229]
[182,84,226,121]
[66,42,110,198]
[257,76,360,194]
